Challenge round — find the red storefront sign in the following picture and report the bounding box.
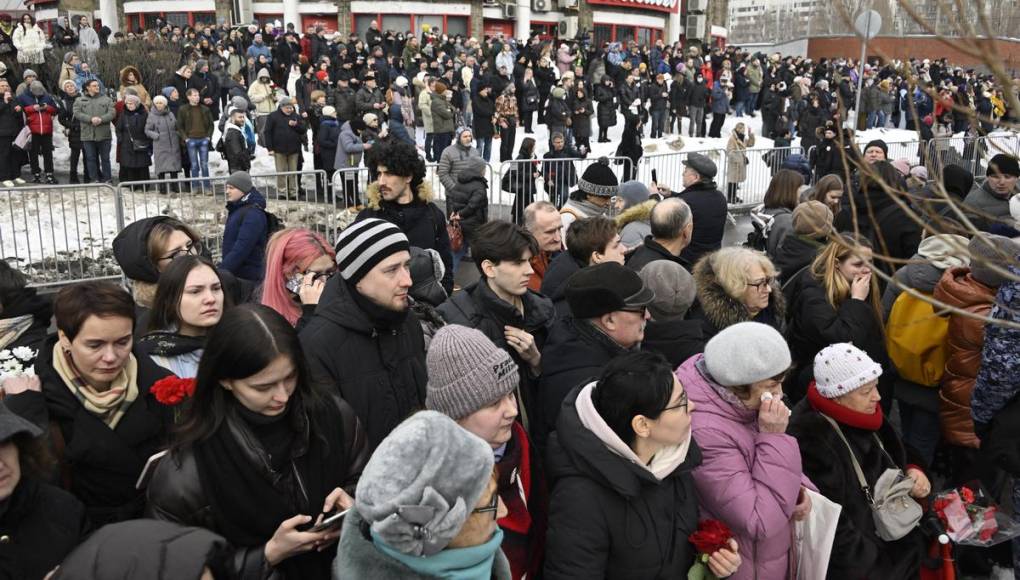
[586,0,679,13]
[302,14,337,33]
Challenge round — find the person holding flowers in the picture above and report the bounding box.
[146,304,368,579]
[676,322,813,580]
[3,281,171,527]
[544,351,742,579]
[136,255,230,379]
[788,343,927,579]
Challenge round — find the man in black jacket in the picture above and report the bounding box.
[300,218,426,450]
[673,153,727,265]
[356,139,455,294]
[437,220,556,430]
[263,96,305,199]
[536,262,653,444]
[222,108,250,173]
[625,198,694,273]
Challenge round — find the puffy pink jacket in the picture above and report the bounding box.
[676,355,809,580]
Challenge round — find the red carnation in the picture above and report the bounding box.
[689,519,733,555]
[961,487,976,504]
[150,375,197,406]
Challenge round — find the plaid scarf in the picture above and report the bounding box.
[0,314,33,350]
[53,347,139,429]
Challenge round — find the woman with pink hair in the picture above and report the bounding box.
[259,228,336,328]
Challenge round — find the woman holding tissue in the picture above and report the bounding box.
[675,321,812,580]
[788,343,927,579]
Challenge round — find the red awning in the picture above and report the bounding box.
[587,0,678,13]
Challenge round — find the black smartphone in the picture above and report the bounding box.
[652,169,658,184]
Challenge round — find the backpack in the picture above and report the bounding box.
[240,205,284,236]
[885,290,949,386]
[744,205,774,251]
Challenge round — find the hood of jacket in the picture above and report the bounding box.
[935,266,997,311]
[693,255,785,331]
[365,180,434,210]
[54,519,230,580]
[112,216,179,283]
[615,199,656,230]
[547,383,702,498]
[456,161,487,185]
[119,66,142,87]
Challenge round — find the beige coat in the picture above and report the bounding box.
[726,131,755,183]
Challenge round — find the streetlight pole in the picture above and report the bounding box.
[851,2,875,130]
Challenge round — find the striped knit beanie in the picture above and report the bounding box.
[426,325,519,420]
[578,158,619,197]
[335,218,410,284]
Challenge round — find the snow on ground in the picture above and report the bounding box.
[2,103,1017,285]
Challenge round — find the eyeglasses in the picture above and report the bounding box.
[472,491,500,520]
[663,389,689,414]
[746,277,775,292]
[159,241,200,262]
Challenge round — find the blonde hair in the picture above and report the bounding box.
[705,247,777,300]
[810,233,882,318]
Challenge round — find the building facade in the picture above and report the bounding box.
[48,0,729,45]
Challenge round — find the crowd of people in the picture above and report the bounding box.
[0,15,1019,580]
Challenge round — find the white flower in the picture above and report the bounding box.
[2,359,23,374]
[21,366,35,377]
[0,350,11,361]
[10,346,35,362]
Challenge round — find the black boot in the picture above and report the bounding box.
[45,173,57,184]
[31,172,42,184]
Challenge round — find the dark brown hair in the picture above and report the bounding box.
[148,255,231,333]
[762,169,803,211]
[54,282,136,341]
[567,216,617,266]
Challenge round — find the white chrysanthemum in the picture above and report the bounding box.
[0,350,12,361]
[11,346,35,361]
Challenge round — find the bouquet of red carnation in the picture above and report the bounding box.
[150,376,196,422]
[931,481,1020,547]
[687,519,733,580]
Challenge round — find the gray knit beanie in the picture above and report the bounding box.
[230,95,248,111]
[29,81,44,96]
[426,325,519,419]
[225,171,253,193]
[969,233,1019,288]
[618,180,651,210]
[355,411,494,557]
[704,322,791,387]
[22,68,36,79]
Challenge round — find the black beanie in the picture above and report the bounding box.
[942,164,974,199]
[577,158,619,197]
[864,139,888,158]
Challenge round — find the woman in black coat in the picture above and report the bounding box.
[593,76,616,143]
[788,344,926,580]
[570,85,593,155]
[0,403,89,580]
[147,304,368,580]
[3,282,172,527]
[519,69,540,133]
[446,157,489,274]
[506,137,540,225]
[783,234,892,409]
[544,352,742,579]
[615,110,644,182]
[115,95,151,183]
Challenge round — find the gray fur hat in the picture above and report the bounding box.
[354,411,494,557]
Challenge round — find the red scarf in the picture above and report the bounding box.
[807,381,883,431]
[497,422,533,534]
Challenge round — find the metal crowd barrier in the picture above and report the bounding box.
[497,156,634,222]
[0,183,122,287]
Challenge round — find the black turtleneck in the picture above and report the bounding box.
[233,400,295,473]
[345,278,410,330]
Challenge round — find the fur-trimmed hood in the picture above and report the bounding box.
[692,255,786,333]
[615,199,656,230]
[119,65,143,86]
[365,180,435,210]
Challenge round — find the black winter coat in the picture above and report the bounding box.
[317,118,340,168]
[445,163,489,239]
[544,385,702,579]
[593,83,617,127]
[540,251,582,320]
[675,181,728,265]
[773,234,824,286]
[263,108,305,155]
[686,82,710,108]
[222,123,250,172]
[331,86,357,122]
[56,92,83,144]
[0,478,89,580]
[472,92,496,138]
[647,82,670,112]
[5,336,172,526]
[783,269,893,407]
[788,403,924,579]
[0,286,52,355]
[642,319,705,368]
[356,199,454,294]
[625,236,692,273]
[146,395,368,579]
[570,93,593,140]
[545,96,571,131]
[300,277,427,450]
[617,81,642,113]
[536,317,632,445]
[0,98,24,138]
[115,108,151,168]
[847,187,922,275]
[520,79,540,113]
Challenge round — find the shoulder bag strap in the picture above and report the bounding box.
[871,432,901,471]
[819,413,874,505]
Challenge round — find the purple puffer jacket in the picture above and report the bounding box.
[676,354,808,580]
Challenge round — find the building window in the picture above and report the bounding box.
[615,25,635,42]
[165,13,189,28]
[354,14,375,38]
[594,23,612,46]
[382,15,411,35]
[415,15,443,38]
[447,16,468,37]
